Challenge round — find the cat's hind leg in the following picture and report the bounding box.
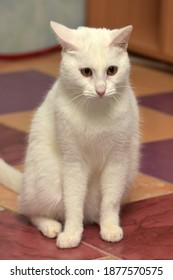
[31,216,62,238]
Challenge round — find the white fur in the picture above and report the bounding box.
[0,22,140,248]
[0,159,22,193]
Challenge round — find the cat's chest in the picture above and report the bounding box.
[75,123,117,161]
[56,100,131,163]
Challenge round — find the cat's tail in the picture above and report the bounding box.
[0,158,22,193]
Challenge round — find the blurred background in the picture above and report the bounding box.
[88,0,173,66]
[0,0,172,67]
[0,0,86,57]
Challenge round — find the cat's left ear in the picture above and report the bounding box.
[50,21,78,52]
[109,25,133,50]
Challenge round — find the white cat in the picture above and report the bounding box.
[0,22,140,249]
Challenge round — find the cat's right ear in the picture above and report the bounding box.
[50,21,78,52]
[109,25,133,50]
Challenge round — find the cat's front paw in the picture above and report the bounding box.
[56,231,82,249]
[100,225,123,242]
[38,220,62,238]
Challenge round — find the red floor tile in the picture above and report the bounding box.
[0,211,108,260]
[83,194,173,260]
[1,193,173,260]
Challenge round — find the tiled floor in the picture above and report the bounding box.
[0,51,173,259]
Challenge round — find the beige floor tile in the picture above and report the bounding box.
[15,164,23,172]
[96,255,121,260]
[140,106,173,143]
[0,184,18,212]
[126,173,173,203]
[1,169,173,214]
[1,172,173,214]
[0,111,33,133]
[131,64,173,96]
[0,165,22,212]
[0,52,61,77]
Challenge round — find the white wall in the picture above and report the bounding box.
[0,0,86,54]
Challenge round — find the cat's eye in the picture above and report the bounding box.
[80,68,92,77]
[107,66,118,76]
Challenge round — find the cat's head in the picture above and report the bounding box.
[51,21,132,100]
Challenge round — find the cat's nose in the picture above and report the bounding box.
[95,81,106,97]
[96,88,105,97]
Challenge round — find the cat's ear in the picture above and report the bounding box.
[109,25,133,50]
[50,21,78,52]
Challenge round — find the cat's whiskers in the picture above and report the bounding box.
[107,89,115,95]
[59,88,123,112]
[83,96,92,111]
[68,93,84,104]
[75,95,93,112]
[84,91,95,99]
[75,96,88,110]
[112,95,120,104]
[115,85,127,88]
[84,97,92,112]
[58,93,85,110]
